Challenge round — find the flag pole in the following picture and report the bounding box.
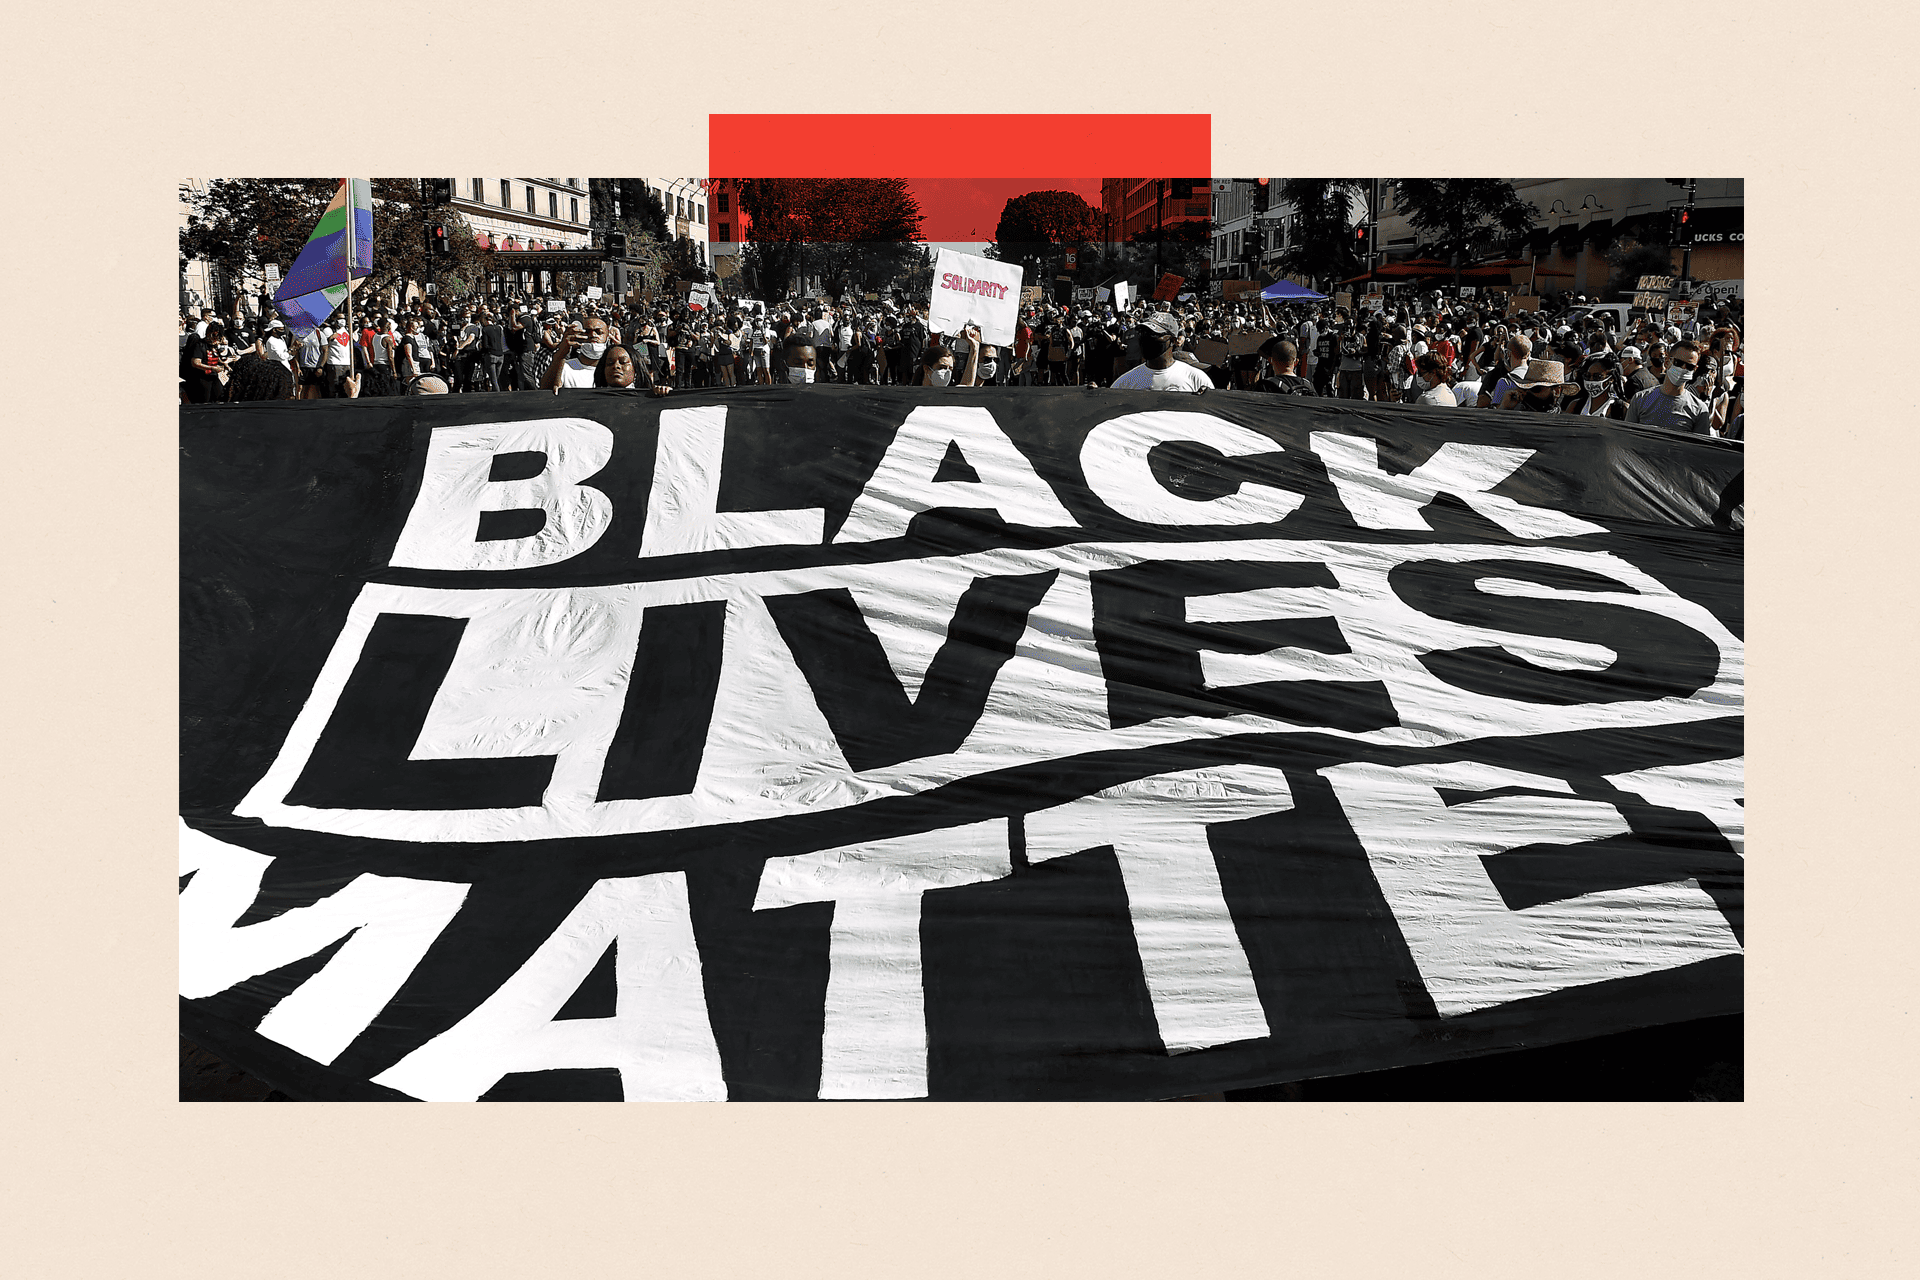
[343,179,355,385]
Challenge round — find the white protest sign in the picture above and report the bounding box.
[1112,280,1131,312]
[586,286,603,300]
[546,300,566,313]
[928,248,1024,346]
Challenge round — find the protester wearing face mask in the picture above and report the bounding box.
[1623,339,1714,433]
[1111,313,1212,393]
[916,324,982,386]
[782,336,818,384]
[1411,353,1458,407]
[976,344,1001,386]
[544,317,615,391]
[1563,353,1628,419]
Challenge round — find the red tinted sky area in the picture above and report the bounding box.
[905,177,1106,243]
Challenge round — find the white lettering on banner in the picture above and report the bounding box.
[237,539,1741,843]
[1186,582,1378,689]
[1025,765,1287,1053]
[835,406,1078,545]
[1320,761,1742,1016]
[753,821,1012,1099]
[178,820,469,1065]
[1606,756,1744,856]
[639,405,826,558]
[1308,433,1608,539]
[372,872,725,1101]
[390,417,615,571]
[1080,411,1307,526]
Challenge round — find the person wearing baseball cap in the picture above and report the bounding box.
[1619,345,1658,394]
[1110,312,1212,393]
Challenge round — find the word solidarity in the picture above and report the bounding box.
[182,386,1744,1101]
[936,272,1012,300]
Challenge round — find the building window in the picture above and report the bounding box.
[501,180,511,208]
[549,191,558,219]
[696,204,704,224]
[472,179,484,202]
[718,222,731,242]
[568,178,579,188]
[676,195,685,219]
[570,197,579,223]
[525,185,535,213]
[717,191,730,214]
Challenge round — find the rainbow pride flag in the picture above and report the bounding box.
[272,179,373,336]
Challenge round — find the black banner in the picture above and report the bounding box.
[182,385,1744,1101]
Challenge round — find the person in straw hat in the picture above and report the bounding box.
[1493,358,1578,412]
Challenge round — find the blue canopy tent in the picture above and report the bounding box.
[1258,279,1328,302]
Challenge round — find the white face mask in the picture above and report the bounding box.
[928,367,953,387]
[978,361,997,380]
[577,342,606,361]
[1582,379,1609,397]
[1666,363,1691,386]
[787,365,814,384]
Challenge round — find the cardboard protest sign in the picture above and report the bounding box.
[1227,330,1268,356]
[181,387,1744,1100]
[1333,292,1352,311]
[1509,295,1542,313]
[1222,280,1261,299]
[1194,339,1230,367]
[1152,273,1184,302]
[1020,286,1042,304]
[1669,301,1700,325]
[929,248,1024,346]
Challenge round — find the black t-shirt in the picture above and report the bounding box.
[1252,373,1317,396]
[481,323,507,354]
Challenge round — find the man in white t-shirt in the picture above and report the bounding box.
[542,317,614,390]
[1110,313,1212,393]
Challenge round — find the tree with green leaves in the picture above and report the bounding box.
[1124,218,1215,289]
[988,189,1097,271]
[1387,179,1538,286]
[180,178,491,319]
[735,179,925,299]
[1276,179,1370,291]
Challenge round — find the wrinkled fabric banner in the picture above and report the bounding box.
[181,386,1744,1101]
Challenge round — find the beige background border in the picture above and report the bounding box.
[4,3,1915,1274]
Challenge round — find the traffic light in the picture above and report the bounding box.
[426,178,453,205]
[1354,224,1371,252]
[1672,206,1693,246]
[428,223,451,257]
[1252,178,1269,214]
[605,231,627,259]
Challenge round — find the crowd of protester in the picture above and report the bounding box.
[180,283,1742,440]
